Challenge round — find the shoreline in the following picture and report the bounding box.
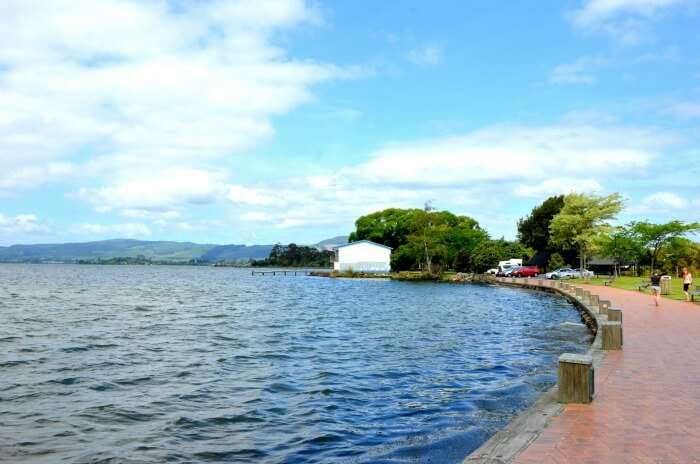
[464,276,606,463]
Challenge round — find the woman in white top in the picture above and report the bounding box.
[682,267,693,302]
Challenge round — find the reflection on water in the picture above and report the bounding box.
[0,264,591,463]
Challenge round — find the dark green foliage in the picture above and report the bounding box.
[629,220,700,272]
[254,243,333,268]
[200,244,274,262]
[350,207,489,272]
[517,195,564,251]
[547,252,568,270]
[471,239,534,272]
[348,208,423,250]
[658,237,700,275]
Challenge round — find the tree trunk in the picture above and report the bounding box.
[423,239,432,274]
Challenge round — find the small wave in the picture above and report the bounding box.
[47,377,85,386]
[0,359,31,368]
[192,449,268,461]
[114,376,152,386]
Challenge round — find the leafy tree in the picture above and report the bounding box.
[350,206,489,272]
[517,195,565,252]
[471,239,533,272]
[407,203,447,274]
[254,243,333,267]
[348,208,422,250]
[630,220,700,273]
[549,193,624,279]
[597,226,644,277]
[658,237,700,276]
[547,252,568,270]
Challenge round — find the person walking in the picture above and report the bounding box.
[651,271,661,307]
[682,267,693,302]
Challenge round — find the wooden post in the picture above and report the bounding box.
[582,289,591,303]
[601,321,622,350]
[575,287,584,298]
[590,294,600,307]
[607,307,623,323]
[599,300,611,316]
[558,353,594,404]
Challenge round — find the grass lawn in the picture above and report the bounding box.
[567,275,699,305]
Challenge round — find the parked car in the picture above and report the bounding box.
[546,268,578,279]
[485,268,499,275]
[496,264,518,276]
[546,268,596,279]
[512,266,539,278]
[499,265,521,277]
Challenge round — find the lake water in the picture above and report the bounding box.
[0,264,591,463]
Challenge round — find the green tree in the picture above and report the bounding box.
[547,252,568,271]
[597,226,644,277]
[550,193,624,279]
[631,220,700,273]
[471,239,533,272]
[517,195,565,252]
[350,206,489,272]
[658,237,700,276]
[348,208,422,249]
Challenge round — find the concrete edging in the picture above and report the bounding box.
[464,276,608,464]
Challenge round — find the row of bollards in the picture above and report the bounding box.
[555,281,622,403]
[491,276,624,404]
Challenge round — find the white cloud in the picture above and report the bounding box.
[227,185,277,206]
[644,191,688,209]
[515,178,604,197]
[406,45,443,66]
[0,163,74,196]
[573,0,684,24]
[222,121,675,230]
[549,56,608,85]
[570,0,687,44]
[0,213,46,234]
[74,222,152,237]
[0,0,352,206]
[78,168,225,213]
[350,123,665,187]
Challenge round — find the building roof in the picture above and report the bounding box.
[334,240,393,250]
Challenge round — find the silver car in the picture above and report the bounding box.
[546,268,577,279]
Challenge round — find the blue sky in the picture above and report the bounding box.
[1,0,699,245]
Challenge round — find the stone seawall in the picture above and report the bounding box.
[465,276,612,463]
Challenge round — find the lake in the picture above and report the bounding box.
[0,264,591,463]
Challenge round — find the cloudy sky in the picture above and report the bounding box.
[1,0,699,245]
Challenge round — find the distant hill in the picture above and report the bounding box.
[0,236,347,263]
[199,244,274,262]
[0,239,216,263]
[314,235,348,251]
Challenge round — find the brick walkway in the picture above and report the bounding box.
[515,285,700,464]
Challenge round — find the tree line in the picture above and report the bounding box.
[517,193,699,276]
[348,205,531,274]
[348,194,700,276]
[253,243,333,268]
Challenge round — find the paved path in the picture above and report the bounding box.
[515,285,700,464]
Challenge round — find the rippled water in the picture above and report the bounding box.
[0,264,591,463]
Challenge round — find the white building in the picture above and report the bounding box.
[333,240,392,272]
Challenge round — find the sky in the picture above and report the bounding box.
[1,0,699,246]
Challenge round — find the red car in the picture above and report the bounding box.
[512,266,539,278]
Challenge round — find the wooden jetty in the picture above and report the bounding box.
[251,270,312,276]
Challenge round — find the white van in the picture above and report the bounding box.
[497,259,523,276]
